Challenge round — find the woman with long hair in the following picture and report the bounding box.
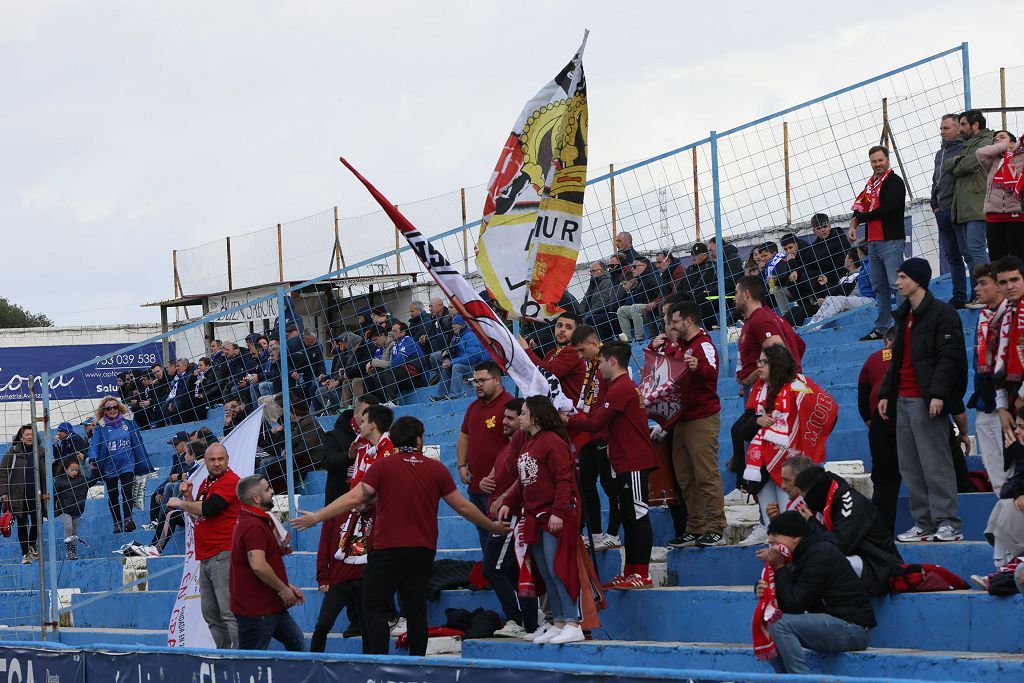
[498,395,583,644]
[976,129,1024,261]
[0,426,44,563]
[743,344,836,533]
[87,396,153,533]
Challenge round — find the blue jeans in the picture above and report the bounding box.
[936,209,968,302]
[530,531,578,622]
[768,613,871,674]
[235,610,305,651]
[955,219,990,291]
[435,362,473,399]
[867,239,906,333]
[159,481,180,516]
[258,381,275,397]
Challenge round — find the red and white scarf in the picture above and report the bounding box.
[996,299,1024,382]
[752,543,792,661]
[978,300,1009,374]
[819,479,842,531]
[851,169,892,241]
[513,517,535,597]
[993,148,1023,194]
[744,377,837,485]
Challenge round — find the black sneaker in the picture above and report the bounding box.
[949,297,967,310]
[667,533,699,548]
[342,626,362,638]
[695,531,726,547]
[859,329,884,342]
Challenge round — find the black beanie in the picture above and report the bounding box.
[897,257,932,289]
[766,510,809,538]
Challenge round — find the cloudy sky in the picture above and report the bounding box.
[2,1,1018,326]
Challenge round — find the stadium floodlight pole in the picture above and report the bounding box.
[961,42,971,110]
[40,373,60,641]
[277,286,296,519]
[710,131,729,369]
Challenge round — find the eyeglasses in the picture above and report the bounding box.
[103,405,119,411]
[470,377,499,386]
[756,359,769,367]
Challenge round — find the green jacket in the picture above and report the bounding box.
[943,128,995,223]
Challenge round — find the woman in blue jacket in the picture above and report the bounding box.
[87,396,154,533]
[431,315,487,401]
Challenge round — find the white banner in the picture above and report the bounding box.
[206,286,279,322]
[166,404,265,648]
[339,158,573,412]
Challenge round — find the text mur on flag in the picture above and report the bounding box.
[476,34,588,322]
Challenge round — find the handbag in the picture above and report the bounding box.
[0,500,13,538]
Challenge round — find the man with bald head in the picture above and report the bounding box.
[167,442,242,649]
[614,231,640,265]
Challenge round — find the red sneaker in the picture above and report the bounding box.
[602,574,627,589]
[605,573,653,590]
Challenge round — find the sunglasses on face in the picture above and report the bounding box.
[103,405,119,411]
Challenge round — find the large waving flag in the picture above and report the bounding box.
[339,158,573,412]
[476,33,589,321]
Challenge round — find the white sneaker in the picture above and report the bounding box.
[896,525,932,543]
[533,623,563,644]
[494,620,528,638]
[970,574,990,591]
[737,524,768,547]
[617,333,630,342]
[549,623,585,644]
[523,622,552,641]
[932,525,963,542]
[389,617,407,636]
[595,533,621,551]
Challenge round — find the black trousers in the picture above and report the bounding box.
[15,508,38,556]
[579,440,619,536]
[363,547,433,656]
[868,412,900,535]
[615,470,653,566]
[987,221,1024,263]
[311,579,363,652]
[367,367,418,401]
[482,526,538,630]
[105,473,134,527]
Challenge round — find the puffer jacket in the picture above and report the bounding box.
[977,142,1024,217]
[944,128,996,223]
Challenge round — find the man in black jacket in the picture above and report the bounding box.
[808,214,851,292]
[755,511,875,675]
[877,258,967,543]
[708,237,743,296]
[794,467,903,595]
[847,146,908,342]
[321,409,356,504]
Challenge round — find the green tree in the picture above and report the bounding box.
[0,297,53,328]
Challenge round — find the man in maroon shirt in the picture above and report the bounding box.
[230,475,305,651]
[568,341,658,589]
[734,275,806,388]
[519,312,586,401]
[660,301,726,547]
[458,360,513,551]
[166,443,240,649]
[291,416,508,656]
[858,328,898,532]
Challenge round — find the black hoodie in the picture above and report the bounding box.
[322,410,357,504]
[774,524,877,628]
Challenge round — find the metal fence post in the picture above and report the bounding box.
[40,373,60,641]
[711,132,729,370]
[277,287,296,518]
[28,378,47,640]
[961,42,971,110]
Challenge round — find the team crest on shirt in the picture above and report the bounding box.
[882,349,892,361]
[485,415,497,429]
[518,452,539,486]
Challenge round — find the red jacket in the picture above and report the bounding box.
[528,345,586,402]
[568,373,658,473]
[503,430,575,520]
[316,513,366,586]
[664,329,721,421]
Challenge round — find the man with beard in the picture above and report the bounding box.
[519,312,586,401]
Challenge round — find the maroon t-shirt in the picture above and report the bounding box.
[489,430,529,510]
[195,469,240,561]
[737,306,805,381]
[461,390,513,494]
[898,312,922,398]
[671,329,721,421]
[361,450,457,550]
[503,430,575,519]
[229,506,289,616]
[568,373,658,473]
[858,348,892,416]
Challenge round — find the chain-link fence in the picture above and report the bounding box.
[7,43,1017,641]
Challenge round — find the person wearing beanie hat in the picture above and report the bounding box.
[53,421,89,470]
[753,510,876,674]
[896,257,931,289]
[877,252,967,544]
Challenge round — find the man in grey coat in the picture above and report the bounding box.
[583,261,619,341]
[944,110,995,306]
[930,114,967,307]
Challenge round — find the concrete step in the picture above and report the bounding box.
[460,639,1024,682]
